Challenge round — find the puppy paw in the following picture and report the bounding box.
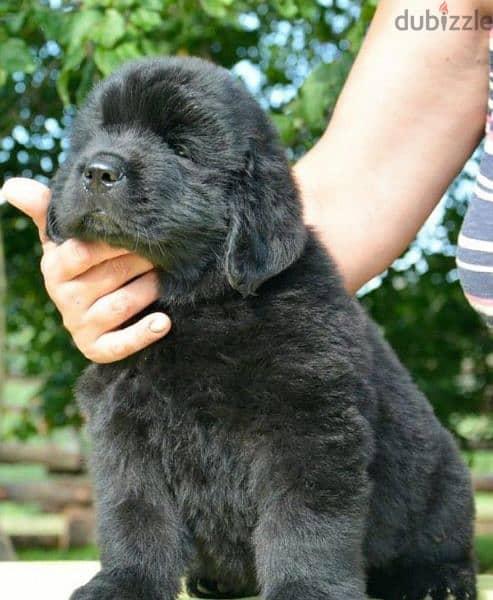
[367,560,477,600]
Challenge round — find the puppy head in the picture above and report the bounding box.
[49,57,306,297]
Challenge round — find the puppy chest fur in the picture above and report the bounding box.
[77,239,373,585]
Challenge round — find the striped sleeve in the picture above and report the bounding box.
[457,30,493,329]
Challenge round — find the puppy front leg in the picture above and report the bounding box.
[254,495,368,600]
[254,499,367,600]
[70,495,191,600]
[254,422,371,600]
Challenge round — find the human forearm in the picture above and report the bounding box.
[295,0,490,293]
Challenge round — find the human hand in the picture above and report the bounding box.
[1,177,171,363]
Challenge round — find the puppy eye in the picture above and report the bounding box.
[173,144,191,159]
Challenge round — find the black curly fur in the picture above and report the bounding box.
[47,57,477,600]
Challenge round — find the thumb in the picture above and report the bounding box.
[1,177,52,244]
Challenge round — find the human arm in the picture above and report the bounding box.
[294,0,491,293]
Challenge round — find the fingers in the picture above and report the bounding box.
[1,177,51,244]
[79,312,172,364]
[41,238,131,284]
[46,253,167,363]
[67,270,169,363]
[49,253,155,314]
[66,270,161,335]
[51,251,168,363]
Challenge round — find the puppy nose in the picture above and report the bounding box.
[83,156,125,190]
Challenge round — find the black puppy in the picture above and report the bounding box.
[48,57,476,600]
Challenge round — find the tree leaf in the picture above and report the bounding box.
[94,42,142,76]
[35,9,65,42]
[140,38,171,57]
[271,113,297,146]
[57,46,86,106]
[56,68,71,106]
[63,45,85,72]
[0,38,36,73]
[4,12,25,34]
[76,60,97,106]
[129,7,162,32]
[200,0,231,19]
[139,0,164,9]
[92,9,127,49]
[67,9,101,50]
[274,0,298,19]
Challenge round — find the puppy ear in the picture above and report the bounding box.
[225,143,306,296]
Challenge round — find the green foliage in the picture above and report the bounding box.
[17,545,99,561]
[0,0,491,440]
[0,39,36,76]
[477,536,493,574]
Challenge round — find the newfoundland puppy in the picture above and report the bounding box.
[48,57,476,600]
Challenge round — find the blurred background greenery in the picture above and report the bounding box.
[0,0,492,568]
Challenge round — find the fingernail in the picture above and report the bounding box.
[149,315,170,333]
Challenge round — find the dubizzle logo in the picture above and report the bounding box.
[395,2,493,31]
